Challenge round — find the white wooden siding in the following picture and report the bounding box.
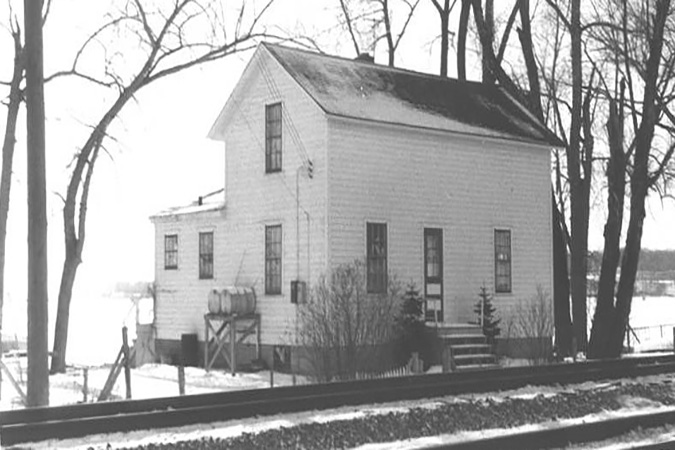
[327,117,553,327]
[159,47,330,345]
[153,210,226,340]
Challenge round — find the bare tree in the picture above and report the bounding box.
[431,0,458,77]
[297,260,401,382]
[588,0,675,358]
[0,12,24,399]
[335,0,420,65]
[49,0,279,373]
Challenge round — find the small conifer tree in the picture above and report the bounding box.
[395,282,428,366]
[473,285,501,345]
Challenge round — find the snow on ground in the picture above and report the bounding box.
[0,357,307,410]
[6,363,675,450]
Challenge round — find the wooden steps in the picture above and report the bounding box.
[429,323,500,371]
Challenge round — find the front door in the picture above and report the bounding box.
[424,228,443,323]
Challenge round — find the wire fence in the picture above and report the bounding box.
[626,323,675,352]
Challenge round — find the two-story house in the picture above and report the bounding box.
[150,43,561,370]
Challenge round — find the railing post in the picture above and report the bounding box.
[122,326,132,400]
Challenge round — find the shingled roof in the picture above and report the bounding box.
[263,43,562,147]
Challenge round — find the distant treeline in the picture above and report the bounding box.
[113,281,152,296]
[588,249,675,276]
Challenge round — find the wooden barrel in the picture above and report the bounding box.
[207,288,222,314]
[221,286,256,315]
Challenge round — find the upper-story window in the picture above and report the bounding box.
[265,103,282,173]
[164,234,178,270]
[367,222,388,294]
[199,232,214,280]
[494,229,512,293]
[265,225,282,295]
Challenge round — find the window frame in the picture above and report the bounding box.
[265,224,282,295]
[164,234,178,270]
[265,102,282,173]
[494,229,512,294]
[366,222,388,294]
[199,231,214,280]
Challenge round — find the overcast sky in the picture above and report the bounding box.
[0,0,674,310]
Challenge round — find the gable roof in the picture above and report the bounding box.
[262,43,562,147]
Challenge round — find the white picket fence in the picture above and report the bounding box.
[355,353,424,380]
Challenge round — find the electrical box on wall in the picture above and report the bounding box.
[291,280,307,304]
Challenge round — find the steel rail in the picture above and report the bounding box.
[2,354,675,446]
[425,408,675,449]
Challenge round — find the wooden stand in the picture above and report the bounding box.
[204,313,261,374]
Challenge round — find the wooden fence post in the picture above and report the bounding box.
[82,367,89,403]
[177,365,185,396]
[122,326,132,400]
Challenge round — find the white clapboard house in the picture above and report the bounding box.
[150,43,560,370]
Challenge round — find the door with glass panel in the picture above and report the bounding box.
[424,228,443,323]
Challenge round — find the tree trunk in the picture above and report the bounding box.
[517,0,543,119]
[568,0,588,353]
[382,0,395,66]
[24,0,50,406]
[588,95,625,358]
[0,26,24,394]
[50,254,79,374]
[552,193,573,357]
[482,0,495,84]
[457,0,470,79]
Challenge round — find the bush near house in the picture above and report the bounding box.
[505,285,554,365]
[296,260,402,382]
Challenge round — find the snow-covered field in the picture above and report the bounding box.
[0,357,306,410]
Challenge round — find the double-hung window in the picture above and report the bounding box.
[265,225,282,295]
[367,222,387,294]
[164,234,178,270]
[199,232,214,279]
[494,229,512,293]
[265,103,282,173]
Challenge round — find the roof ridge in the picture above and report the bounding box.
[261,42,493,90]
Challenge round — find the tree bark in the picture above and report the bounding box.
[24,0,50,406]
[517,0,543,119]
[433,0,453,78]
[567,0,588,353]
[0,23,24,395]
[552,192,573,357]
[457,0,470,79]
[588,94,625,358]
[381,0,395,66]
[482,0,495,84]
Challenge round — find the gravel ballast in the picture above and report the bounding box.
[99,380,675,450]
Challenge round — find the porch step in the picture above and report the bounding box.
[450,343,493,356]
[452,353,498,366]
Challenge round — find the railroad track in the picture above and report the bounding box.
[426,408,675,449]
[2,354,675,447]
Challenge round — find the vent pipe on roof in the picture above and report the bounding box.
[355,53,374,63]
[198,196,203,206]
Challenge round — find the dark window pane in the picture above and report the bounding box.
[367,222,387,293]
[199,232,214,279]
[265,103,282,173]
[265,225,282,294]
[165,234,178,270]
[494,229,511,293]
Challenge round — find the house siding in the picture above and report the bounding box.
[153,210,226,340]
[327,117,552,328]
[155,47,329,346]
